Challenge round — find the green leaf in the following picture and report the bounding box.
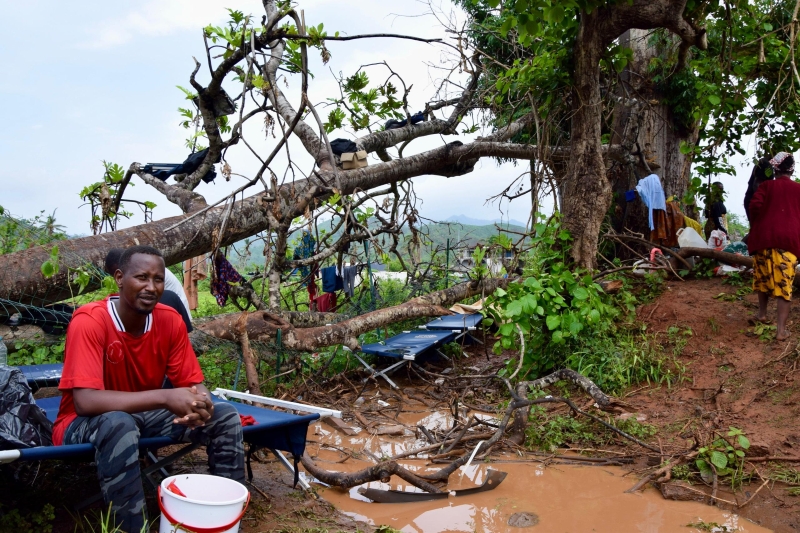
[40,261,57,278]
[710,450,728,470]
[737,435,750,449]
[707,94,721,106]
[573,287,589,300]
[695,459,713,483]
[546,315,561,330]
[506,300,523,317]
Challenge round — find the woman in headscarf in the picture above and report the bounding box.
[742,156,773,244]
[747,152,800,340]
[744,156,774,222]
[704,181,728,239]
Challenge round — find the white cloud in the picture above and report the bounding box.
[75,0,265,50]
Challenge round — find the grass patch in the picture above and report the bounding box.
[524,404,657,452]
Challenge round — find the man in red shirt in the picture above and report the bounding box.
[54,245,244,532]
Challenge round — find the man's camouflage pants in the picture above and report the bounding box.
[64,402,244,532]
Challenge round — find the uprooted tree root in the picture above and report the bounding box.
[299,368,658,492]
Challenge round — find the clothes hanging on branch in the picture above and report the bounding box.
[342,266,359,297]
[320,266,343,293]
[293,231,317,287]
[650,201,685,248]
[314,292,337,312]
[635,174,667,231]
[210,252,244,306]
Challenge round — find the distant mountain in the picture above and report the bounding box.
[445,214,528,228]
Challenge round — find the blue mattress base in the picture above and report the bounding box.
[361,330,456,359]
[423,313,482,331]
[13,393,318,462]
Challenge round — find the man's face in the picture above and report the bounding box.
[115,253,165,315]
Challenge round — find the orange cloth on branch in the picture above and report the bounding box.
[650,202,685,248]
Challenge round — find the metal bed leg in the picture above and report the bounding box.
[351,352,401,389]
[141,442,202,488]
[272,449,312,491]
[370,360,405,389]
[146,450,170,481]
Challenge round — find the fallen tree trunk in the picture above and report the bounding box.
[197,277,508,350]
[676,247,753,268]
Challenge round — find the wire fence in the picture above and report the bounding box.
[0,208,107,330]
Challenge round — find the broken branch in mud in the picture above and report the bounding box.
[301,452,443,493]
[299,369,656,493]
[626,451,699,493]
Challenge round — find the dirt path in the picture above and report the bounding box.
[630,277,800,532]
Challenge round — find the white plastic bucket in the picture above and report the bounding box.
[158,474,249,533]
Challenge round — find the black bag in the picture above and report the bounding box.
[143,148,220,184]
[330,138,357,155]
[0,367,53,450]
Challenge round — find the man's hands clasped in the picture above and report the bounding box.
[166,386,214,428]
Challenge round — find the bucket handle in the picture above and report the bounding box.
[158,486,250,533]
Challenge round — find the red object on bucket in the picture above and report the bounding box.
[158,486,250,533]
[167,479,187,497]
[239,415,256,427]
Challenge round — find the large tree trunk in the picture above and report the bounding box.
[562,2,706,269]
[562,13,612,271]
[609,29,699,238]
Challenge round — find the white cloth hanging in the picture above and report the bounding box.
[635,174,667,230]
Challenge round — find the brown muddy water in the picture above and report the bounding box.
[305,408,772,533]
[321,462,769,533]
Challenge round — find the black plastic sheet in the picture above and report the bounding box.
[0,367,53,450]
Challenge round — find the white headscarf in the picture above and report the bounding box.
[770,152,795,175]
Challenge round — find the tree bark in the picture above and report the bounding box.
[609,29,699,239]
[562,13,611,271]
[562,0,706,269]
[236,312,262,395]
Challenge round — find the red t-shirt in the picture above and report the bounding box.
[53,296,204,445]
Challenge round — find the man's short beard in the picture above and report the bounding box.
[133,305,153,316]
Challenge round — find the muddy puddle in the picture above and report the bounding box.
[320,461,770,533]
[305,408,773,533]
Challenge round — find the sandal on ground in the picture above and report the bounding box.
[748,317,772,326]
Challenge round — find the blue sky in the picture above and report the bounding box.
[0,1,755,235]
